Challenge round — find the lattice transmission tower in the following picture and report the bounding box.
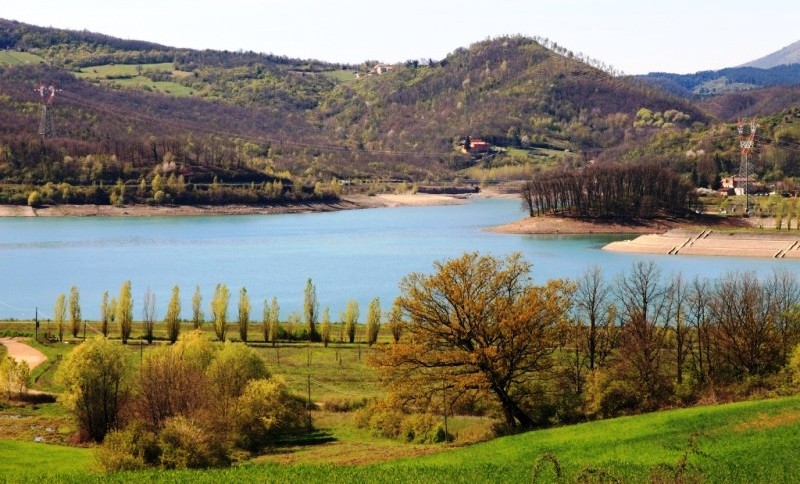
[35,83,60,138]
[737,117,758,215]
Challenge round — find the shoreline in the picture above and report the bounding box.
[603,229,800,258]
[0,193,469,218]
[488,214,754,235]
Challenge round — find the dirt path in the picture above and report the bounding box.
[0,338,47,370]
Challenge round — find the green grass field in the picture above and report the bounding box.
[0,51,44,65]
[2,394,799,482]
[76,63,195,97]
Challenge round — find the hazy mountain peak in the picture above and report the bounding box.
[741,38,800,69]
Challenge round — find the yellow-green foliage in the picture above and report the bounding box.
[56,337,130,442]
[233,377,307,451]
[0,356,31,399]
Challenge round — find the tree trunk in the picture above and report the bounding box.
[490,381,534,429]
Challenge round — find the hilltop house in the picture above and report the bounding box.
[461,137,490,154]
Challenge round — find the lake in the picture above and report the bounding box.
[1,198,798,320]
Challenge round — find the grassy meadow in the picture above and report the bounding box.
[0,51,44,66]
[2,392,799,482]
[76,63,195,97]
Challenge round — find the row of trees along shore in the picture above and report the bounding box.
[520,163,699,218]
[48,278,391,346]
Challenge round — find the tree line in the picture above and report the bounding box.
[369,252,800,431]
[48,278,395,347]
[520,163,699,218]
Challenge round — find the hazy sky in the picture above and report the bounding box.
[4,0,798,74]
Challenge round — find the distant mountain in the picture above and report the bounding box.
[640,64,800,98]
[741,39,800,69]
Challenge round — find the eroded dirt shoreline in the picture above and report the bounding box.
[0,193,468,218]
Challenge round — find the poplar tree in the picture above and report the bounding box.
[321,307,331,348]
[165,285,181,344]
[211,283,230,341]
[53,293,66,342]
[69,285,81,338]
[268,297,280,346]
[100,291,110,337]
[238,287,251,343]
[117,281,133,344]
[191,285,204,328]
[344,300,359,344]
[303,278,319,341]
[387,298,404,343]
[262,299,271,342]
[142,287,157,344]
[366,297,381,346]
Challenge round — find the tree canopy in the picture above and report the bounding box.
[370,252,573,429]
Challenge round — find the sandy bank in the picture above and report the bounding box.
[0,193,466,218]
[490,214,757,235]
[603,229,800,259]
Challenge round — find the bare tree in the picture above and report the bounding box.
[142,287,157,344]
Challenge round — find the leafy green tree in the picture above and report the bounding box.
[53,293,66,342]
[142,287,157,344]
[344,300,359,343]
[366,297,381,346]
[206,343,268,422]
[321,307,331,348]
[303,278,319,341]
[211,284,230,341]
[57,337,131,441]
[117,281,133,344]
[165,285,181,344]
[69,285,81,338]
[100,291,110,337]
[268,297,280,346]
[238,287,250,343]
[191,285,204,329]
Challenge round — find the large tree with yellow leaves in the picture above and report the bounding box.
[370,252,573,429]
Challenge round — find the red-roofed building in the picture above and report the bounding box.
[462,138,489,154]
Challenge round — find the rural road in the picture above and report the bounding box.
[0,338,47,369]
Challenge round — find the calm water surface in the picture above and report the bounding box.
[1,198,798,319]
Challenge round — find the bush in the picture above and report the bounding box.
[233,377,308,452]
[96,422,159,472]
[158,416,229,469]
[27,191,42,207]
[356,400,447,443]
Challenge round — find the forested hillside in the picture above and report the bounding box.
[1,18,785,206]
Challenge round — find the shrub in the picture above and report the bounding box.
[158,416,229,469]
[233,377,308,452]
[96,422,159,472]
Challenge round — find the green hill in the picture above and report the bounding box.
[0,19,710,187]
[4,394,800,482]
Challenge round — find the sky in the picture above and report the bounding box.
[3,0,799,75]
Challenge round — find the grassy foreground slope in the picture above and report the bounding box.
[3,395,799,482]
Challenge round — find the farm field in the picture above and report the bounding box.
[1,392,799,482]
[0,51,44,65]
[75,62,195,96]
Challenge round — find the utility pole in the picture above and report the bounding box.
[34,307,39,342]
[737,118,758,216]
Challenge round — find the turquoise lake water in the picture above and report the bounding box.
[1,198,798,320]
